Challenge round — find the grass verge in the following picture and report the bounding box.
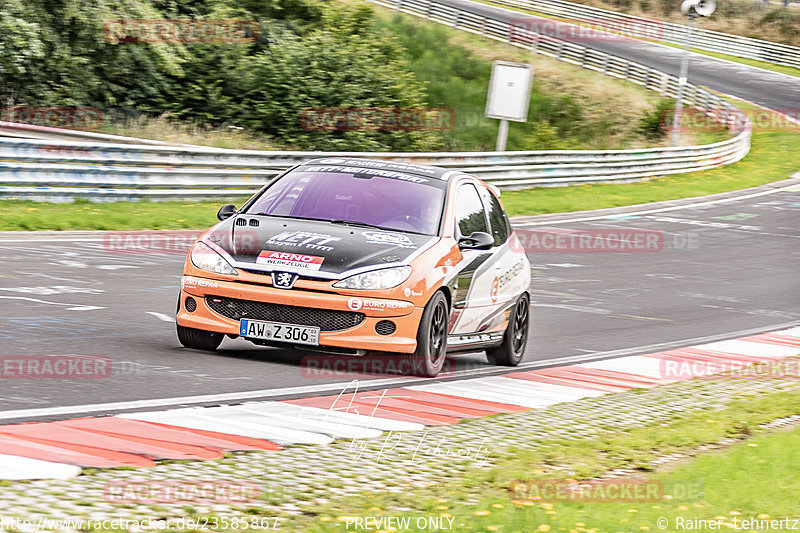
[501,129,800,216]
[0,198,242,231]
[372,7,669,151]
[299,386,800,532]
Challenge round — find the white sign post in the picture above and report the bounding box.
[485,61,534,152]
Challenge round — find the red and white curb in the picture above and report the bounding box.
[1,327,798,480]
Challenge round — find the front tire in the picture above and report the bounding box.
[487,293,530,366]
[176,323,223,351]
[403,291,449,377]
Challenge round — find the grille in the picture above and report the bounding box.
[206,296,365,332]
[375,320,396,335]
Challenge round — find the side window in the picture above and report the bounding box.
[455,184,489,238]
[479,186,510,246]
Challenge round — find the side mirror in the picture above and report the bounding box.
[458,231,494,250]
[217,204,237,221]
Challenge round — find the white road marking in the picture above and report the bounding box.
[514,183,800,227]
[146,312,175,323]
[0,322,797,422]
[0,454,81,481]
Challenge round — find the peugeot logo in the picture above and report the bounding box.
[272,271,298,289]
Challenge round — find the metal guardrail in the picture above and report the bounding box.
[490,0,800,69]
[0,0,751,201]
[0,121,191,146]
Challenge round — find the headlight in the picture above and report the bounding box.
[190,241,238,276]
[333,266,412,290]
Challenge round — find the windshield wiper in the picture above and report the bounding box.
[329,219,388,230]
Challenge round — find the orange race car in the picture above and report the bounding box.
[176,158,531,377]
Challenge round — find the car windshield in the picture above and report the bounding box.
[244,170,445,235]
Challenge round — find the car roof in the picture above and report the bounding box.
[301,157,461,181]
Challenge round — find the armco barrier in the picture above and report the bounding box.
[490,0,800,69]
[0,0,752,201]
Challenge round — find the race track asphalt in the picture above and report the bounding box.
[437,0,800,112]
[0,184,797,420]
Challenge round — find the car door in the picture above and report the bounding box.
[476,184,529,325]
[449,182,496,335]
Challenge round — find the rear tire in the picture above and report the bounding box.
[402,291,449,377]
[176,323,223,351]
[487,293,530,366]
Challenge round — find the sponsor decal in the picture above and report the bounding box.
[181,277,219,290]
[494,259,526,298]
[256,251,324,271]
[315,158,437,175]
[303,165,429,184]
[265,231,340,252]
[403,287,423,298]
[362,231,416,249]
[347,297,413,313]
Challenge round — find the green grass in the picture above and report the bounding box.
[500,129,800,216]
[0,198,241,231]
[300,386,800,532]
[372,8,668,151]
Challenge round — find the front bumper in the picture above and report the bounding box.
[177,275,423,353]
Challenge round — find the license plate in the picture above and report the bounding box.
[240,319,320,346]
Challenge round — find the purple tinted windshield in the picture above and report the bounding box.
[245,171,445,235]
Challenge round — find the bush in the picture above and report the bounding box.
[638,99,674,139]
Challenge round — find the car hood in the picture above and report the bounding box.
[205,216,436,275]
